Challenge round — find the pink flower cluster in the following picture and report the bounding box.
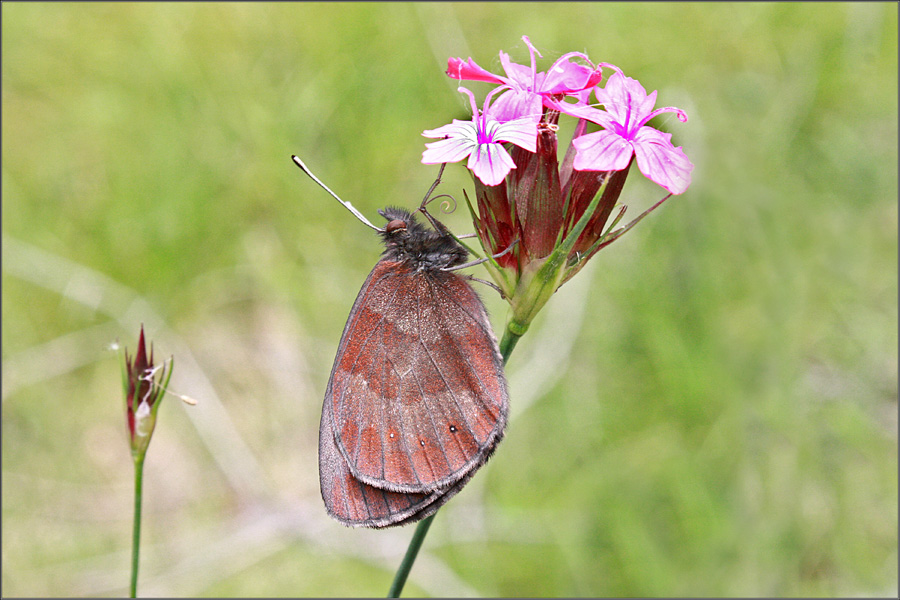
[422,36,693,195]
[419,36,695,327]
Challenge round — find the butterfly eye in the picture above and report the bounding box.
[385,219,408,233]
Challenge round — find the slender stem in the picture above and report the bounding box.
[387,323,523,597]
[498,325,523,363]
[387,513,435,597]
[130,454,145,598]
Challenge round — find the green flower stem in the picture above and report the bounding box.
[387,513,435,598]
[130,454,145,598]
[506,251,567,334]
[498,322,523,363]
[387,324,522,597]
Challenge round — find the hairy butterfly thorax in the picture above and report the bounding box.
[377,207,469,271]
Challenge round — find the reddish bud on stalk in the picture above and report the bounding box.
[123,326,173,460]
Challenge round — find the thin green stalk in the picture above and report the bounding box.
[387,324,523,597]
[130,454,145,598]
[498,325,523,363]
[387,513,435,597]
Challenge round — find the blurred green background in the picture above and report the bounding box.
[2,2,897,597]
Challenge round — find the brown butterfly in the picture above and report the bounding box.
[294,156,509,527]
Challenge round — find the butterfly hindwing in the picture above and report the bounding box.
[318,390,445,527]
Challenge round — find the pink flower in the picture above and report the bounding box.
[572,68,693,195]
[447,35,602,123]
[422,87,537,186]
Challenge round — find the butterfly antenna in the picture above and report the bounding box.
[416,163,451,232]
[291,155,382,231]
[427,193,458,215]
[418,163,447,211]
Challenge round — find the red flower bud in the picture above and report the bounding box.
[123,325,172,459]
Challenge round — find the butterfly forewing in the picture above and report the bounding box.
[423,273,509,443]
[326,259,508,494]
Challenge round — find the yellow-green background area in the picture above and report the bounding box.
[2,2,897,597]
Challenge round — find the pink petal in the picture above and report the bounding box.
[489,90,542,124]
[572,129,634,172]
[499,51,534,88]
[543,93,590,120]
[596,71,657,129]
[494,116,538,152]
[421,120,473,139]
[564,104,616,129]
[542,59,600,94]
[446,57,507,84]
[631,127,693,194]
[422,135,476,164]
[468,143,516,186]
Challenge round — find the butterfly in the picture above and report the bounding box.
[294,156,509,527]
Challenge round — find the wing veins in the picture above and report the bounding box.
[427,274,502,420]
[415,277,483,467]
[410,281,455,482]
[385,354,424,487]
[337,270,403,470]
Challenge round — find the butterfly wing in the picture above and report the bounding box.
[320,390,481,527]
[319,389,440,527]
[322,259,508,494]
